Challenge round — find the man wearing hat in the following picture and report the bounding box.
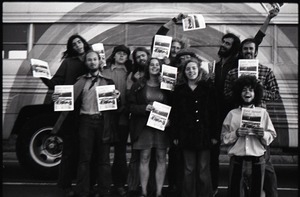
[102,45,132,196]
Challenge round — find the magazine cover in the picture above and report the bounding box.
[92,43,106,67]
[30,58,51,79]
[201,60,215,74]
[54,85,74,111]
[160,64,177,91]
[152,35,172,60]
[238,59,259,79]
[240,108,263,135]
[146,101,171,131]
[96,85,117,111]
[261,3,284,14]
[182,14,206,31]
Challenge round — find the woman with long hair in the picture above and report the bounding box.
[170,57,218,197]
[128,57,170,197]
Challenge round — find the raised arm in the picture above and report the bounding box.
[156,13,187,36]
[255,8,279,46]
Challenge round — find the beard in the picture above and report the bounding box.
[242,53,254,59]
[218,46,233,58]
[137,60,148,71]
[88,67,99,73]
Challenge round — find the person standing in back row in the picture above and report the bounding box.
[102,45,132,197]
[210,8,280,197]
[224,37,281,197]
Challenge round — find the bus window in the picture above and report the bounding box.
[34,24,52,43]
[3,24,28,59]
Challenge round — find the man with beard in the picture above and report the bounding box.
[211,9,279,197]
[52,50,120,197]
[126,47,150,90]
[224,38,281,197]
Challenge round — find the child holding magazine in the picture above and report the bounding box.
[221,75,277,197]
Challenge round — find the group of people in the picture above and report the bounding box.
[41,9,281,197]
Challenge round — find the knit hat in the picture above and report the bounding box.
[112,45,131,57]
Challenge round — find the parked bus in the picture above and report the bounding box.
[2,2,298,177]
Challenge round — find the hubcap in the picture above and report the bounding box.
[29,127,63,167]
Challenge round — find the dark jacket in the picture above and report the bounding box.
[42,57,87,90]
[128,77,170,143]
[52,74,118,144]
[170,80,218,150]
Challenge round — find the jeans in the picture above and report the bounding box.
[182,149,212,197]
[264,147,278,197]
[167,144,183,195]
[57,131,79,189]
[210,142,220,192]
[76,115,111,196]
[228,155,265,197]
[112,125,129,188]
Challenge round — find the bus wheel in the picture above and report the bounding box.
[16,114,63,178]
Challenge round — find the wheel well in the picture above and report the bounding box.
[12,104,59,135]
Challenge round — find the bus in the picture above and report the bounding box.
[2,2,298,177]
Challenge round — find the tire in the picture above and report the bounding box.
[16,114,63,178]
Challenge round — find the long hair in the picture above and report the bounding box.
[232,75,263,106]
[181,57,209,84]
[220,33,241,58]
[61,34,91,60]
[132,47,150,69]
[131,47,150,82]
[143,57,162,80]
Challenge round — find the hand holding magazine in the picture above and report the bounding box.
[92,43,106,68]
[146,101,171,131]
[182,14,206,31]
[201,60,215,74]
[152,35,172,60]
[96,85,118,111]
[54,85,74,111]
[260,3,283,14]
[30,58,52,79]
[160,64,177,91]
[240,108,263,136]
[238,59,259,79]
